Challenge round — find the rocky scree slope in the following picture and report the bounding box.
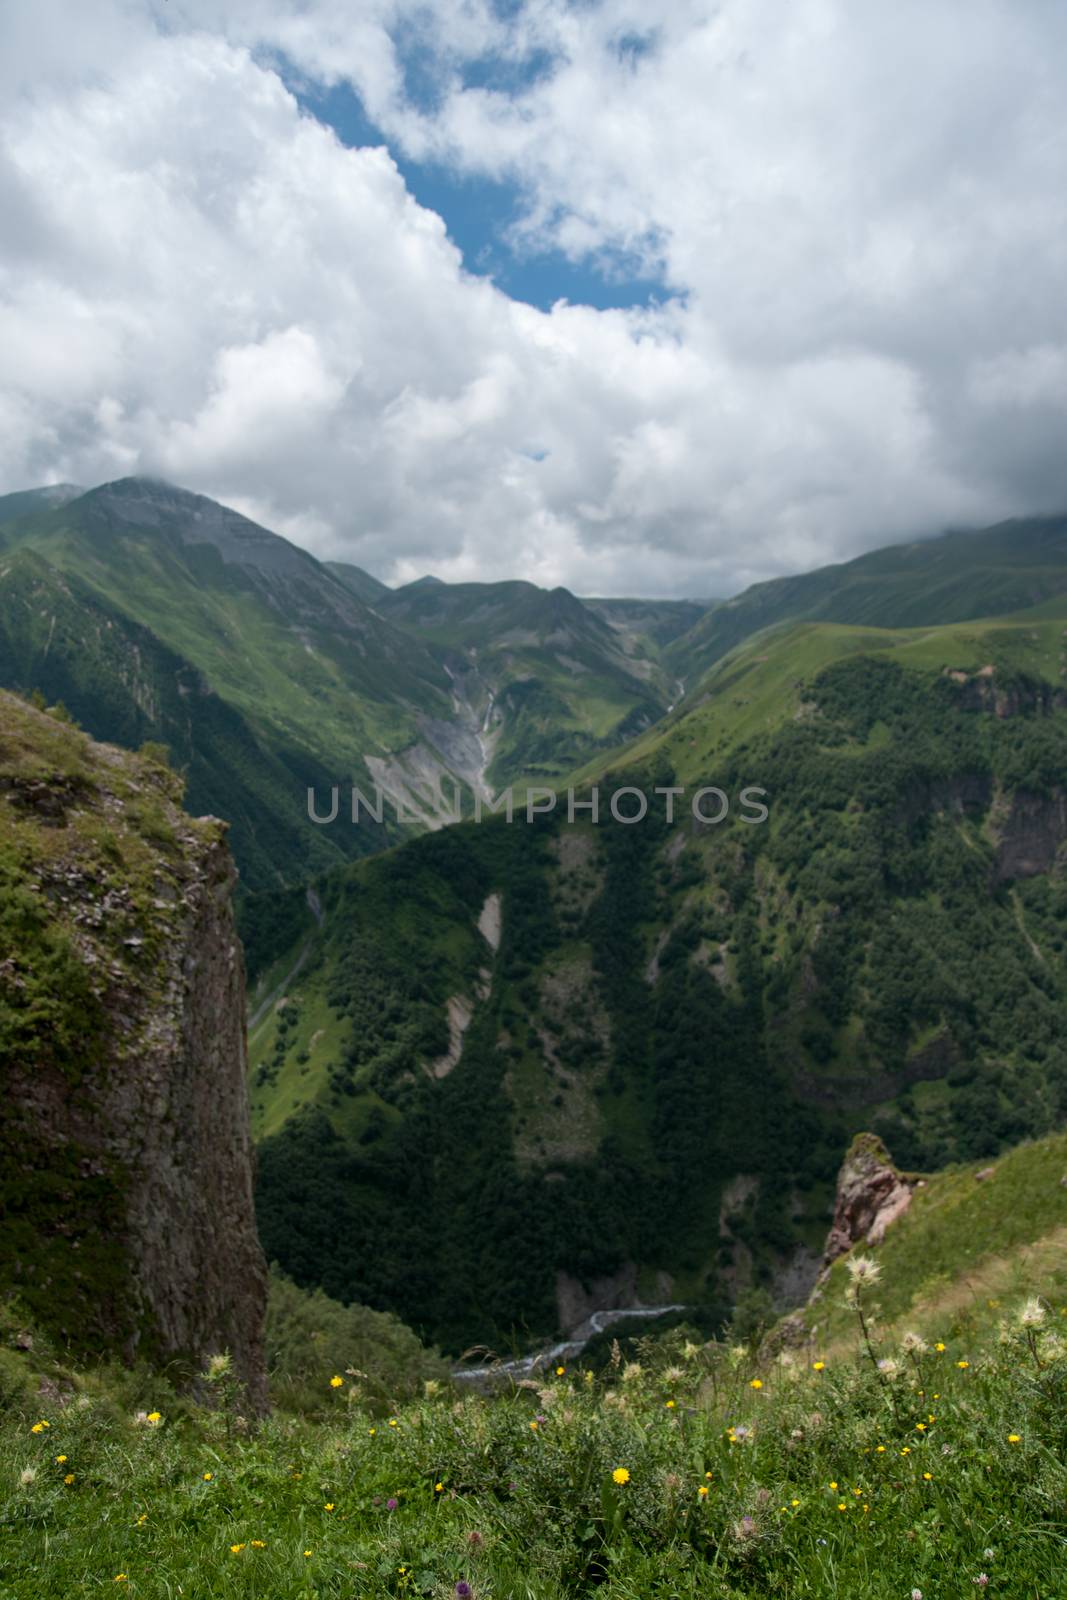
[0,691,267,1403]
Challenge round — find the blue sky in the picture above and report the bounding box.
[292,75,671,314]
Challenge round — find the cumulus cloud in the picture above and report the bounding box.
[1,1,1066,596]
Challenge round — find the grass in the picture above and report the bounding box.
[1,1286,1064,1598]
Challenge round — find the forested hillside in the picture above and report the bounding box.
[250,614,1067,1351]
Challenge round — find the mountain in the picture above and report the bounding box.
[246,602,1067,1351]
[0,688,266,1396]
[376,576,672,786]
[668,514,1067,685]
[324,558,392,605]
[0,483,83,526]
[0,479,680,887]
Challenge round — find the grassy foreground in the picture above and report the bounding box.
[2,1281,1065,1599]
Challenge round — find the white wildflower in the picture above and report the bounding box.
[844,1254,881,1285]
[900,1331,927,1355]
[19,1467,36,1487]
[1019,1298,1046,1329]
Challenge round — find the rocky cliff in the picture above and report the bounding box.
[0,691,267,1404]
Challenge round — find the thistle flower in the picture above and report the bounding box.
[1019,1298,1046,1328]
[19,1468,36,1487]
[621,1362,642,1383]
[204,1353,232,1381]
[900,1331,927,1355]
[845,1255,881,1285]
[455,1584,473,1599]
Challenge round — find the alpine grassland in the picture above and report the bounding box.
[1,1272,1064,1599]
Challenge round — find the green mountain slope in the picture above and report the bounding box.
[668,514,1067,685]
[248,611,1067,1351]
[0,548,373,889]
[378,577,671,784]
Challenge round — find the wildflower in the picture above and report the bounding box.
[837,1502,847,1511]
[303,1549,312,1557]
[230,1543,245,1554]
[923,1472,932,1481]
[203,1471,213,1481]
[612,1467,631,1485]
[455,1584,473,1599]
[30,1422,48,1434]
[915,1422,926,1431]
[829,1481,838,1490]
[55,1456,68,1464]
[683,1341,700,1360]
[369,1427,376,1436]
[876,1445,886,1453]
[146,1411,162,1425]
[1019,1298,1046,1328]
[424,1379,441,1398]
[934,1342,946,1352]
[386,1497,398,1511]
[973,1577,989,1590]
[529,1420,539,1430]
[250,1540,265,1548]
[665,1399,676,1409]
[749,1378,763,1390]
[983,1549,995,1561]
[435,1482,444,1492]
[900,1447,911,1455]
[698,1485,709,1497]
[64,1474,75,1485]
[114,1577,127,1584]
[912,1591,923,1599]
[900,1331,927,1355]
[845,1255,881,1285]
[812,1360,825,1371]
[622,1362,642,1382]
[877,1357,901,1379]
[556,1365,565,1376]
[1007,1433,1021,1444]
[324,1503,334,1512]
[329,1375,344,1388]
[205,1353,232,1380]
[791,1497,800,1506]
[19,1468,35,1486]
[136,1514,147,1526]
[388,1418,399,1428]
[956,1360,970,1369]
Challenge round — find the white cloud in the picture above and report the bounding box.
[1,2,1066,596]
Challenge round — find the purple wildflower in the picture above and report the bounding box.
[386,1497,398,1511]
[455,1583,473,1598]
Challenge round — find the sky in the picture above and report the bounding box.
[1,1,1066,597]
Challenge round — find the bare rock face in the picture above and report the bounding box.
[822,1132,914,1265]
[0,692,267,1406]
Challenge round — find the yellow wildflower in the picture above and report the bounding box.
[665,1399,676,1409]
[55,1455,68,1464]
[329,1375,343,1388]
[837,1502,847,1511]
[1007,1433,1021,1443]
[324,1503,334,1512]
[934,1342,946,1352]
[113,1576,127,1584]
[303,1549,312,1557]
[30,1422,48,1434]
[749,1378,763,1390]
[556,1366,565,1376]
[923,1472,932,1481]
[435,1482,444,1492]
[956,1360,970,1369]
[388,1418,398,1428]
[251,1540,265,1548]
[812,1360,826,1372]
[63,1474,75,1485]
[203,1472,213,1481]
[612,1467,630,1485]
[230,1543,245,1554]
[698,1485,709,1497]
